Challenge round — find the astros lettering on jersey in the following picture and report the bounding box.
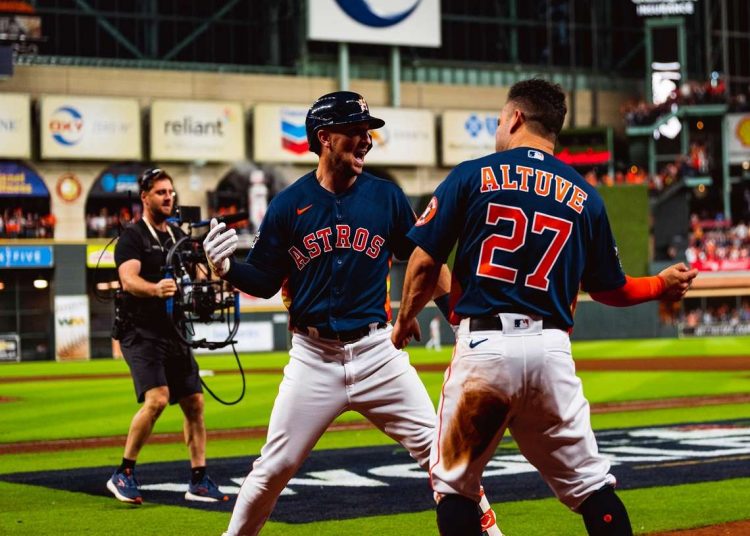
[247,171,415,332]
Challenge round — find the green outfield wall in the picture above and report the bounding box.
[598,184,650,277]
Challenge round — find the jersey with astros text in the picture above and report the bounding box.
[245,171,415,332]
[407,147,626,328]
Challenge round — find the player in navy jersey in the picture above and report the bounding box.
[392,79,697,536]
[203,91,503,536]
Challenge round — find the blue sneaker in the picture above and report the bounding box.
[106,469,142,504]
[185,474,229,502]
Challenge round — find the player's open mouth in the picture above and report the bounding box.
[354,149,367,165]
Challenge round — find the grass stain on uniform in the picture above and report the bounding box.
[442,379,509,469]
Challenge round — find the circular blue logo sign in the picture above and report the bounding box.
[335,0,422,28]
[49,106,84,146]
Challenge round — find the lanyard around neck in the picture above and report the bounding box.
[142,216,175,252]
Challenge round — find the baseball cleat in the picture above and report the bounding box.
[106,469,142,504]
[185,474,229,502]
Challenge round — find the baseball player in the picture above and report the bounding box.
[392,79,698,536]
[203,91,502,536]
[425,315,443,351]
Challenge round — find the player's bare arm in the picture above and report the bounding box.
[589,263,698,307]
[118,259,176,298]
[392,246,441,349]
[435,264,451,297]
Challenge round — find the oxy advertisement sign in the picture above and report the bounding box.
[308,0,440,48]
[54,295,91,361]
[253,104,435,166]
[150,100,245,162]
[727,114,750,165]
[40,96,141,160]
[441,110,497,166]
[0,93,31,159]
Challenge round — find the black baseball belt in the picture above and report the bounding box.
[468,315,566,332]
[296,322,388,343]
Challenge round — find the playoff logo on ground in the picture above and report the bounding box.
[3,420,749,523]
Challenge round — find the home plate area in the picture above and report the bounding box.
[4,420,750,523]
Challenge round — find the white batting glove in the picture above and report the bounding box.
[203,219,238,277]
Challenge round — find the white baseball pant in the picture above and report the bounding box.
[224,324,436,536]
[429,313,615,511]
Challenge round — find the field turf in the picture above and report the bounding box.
[1,336,749,535]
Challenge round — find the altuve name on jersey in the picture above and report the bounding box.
[288,224,385,270]
[479,164,588,214]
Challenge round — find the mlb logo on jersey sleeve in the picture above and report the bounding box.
[528,149,545,161]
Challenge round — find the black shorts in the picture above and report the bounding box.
[119,326,202,405]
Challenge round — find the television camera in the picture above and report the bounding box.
[163,205,246,351]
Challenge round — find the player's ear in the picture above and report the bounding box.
[509,108,525,134]
[317,129,331,151]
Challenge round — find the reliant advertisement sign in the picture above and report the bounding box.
[308,0,440,47]
[40,96,141,160]
[253,103,435,166]
[0,93,31,159]
[150,100,245,162]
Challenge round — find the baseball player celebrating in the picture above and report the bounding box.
[203,91,502,536]
[392,79,698,536]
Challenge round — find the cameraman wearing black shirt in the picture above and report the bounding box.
[106,168,228,505]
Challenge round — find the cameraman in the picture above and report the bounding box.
[106,168,227,505]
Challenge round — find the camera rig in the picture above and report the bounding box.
[97,205,249,405]
[164,235,240,350]
[161,205,248,350]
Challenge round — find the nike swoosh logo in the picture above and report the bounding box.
[296,204,313,215]
[468,338,488,348]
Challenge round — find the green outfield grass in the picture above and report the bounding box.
[2,336,750,534]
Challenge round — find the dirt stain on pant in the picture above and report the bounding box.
[441,379,509,470]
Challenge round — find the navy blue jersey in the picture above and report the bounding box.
[407,147,625,328]
[246,171,415,332]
